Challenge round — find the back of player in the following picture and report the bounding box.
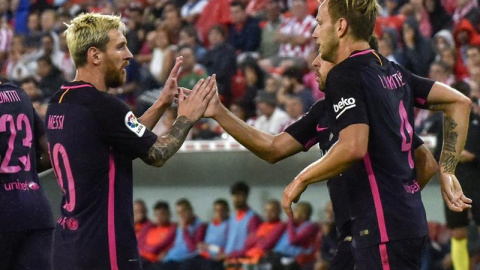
[326,50,434,268]
[46,82,157,270]
[0,79,54,269]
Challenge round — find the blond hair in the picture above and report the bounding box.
[64,13,126,68]
[327,0,380,42]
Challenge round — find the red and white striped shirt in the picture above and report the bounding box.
[0,25,13,53]
[278,15,316,58]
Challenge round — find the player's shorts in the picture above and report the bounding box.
[444,176,480,229]
[0,228,53,270]
[353,236,427,270]
[329,236,354,270]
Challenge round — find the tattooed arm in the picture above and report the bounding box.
[141,116,193,167]
[141,76,217,167]
[427,82,472,211]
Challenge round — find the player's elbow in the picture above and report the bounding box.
[345,142,367,161]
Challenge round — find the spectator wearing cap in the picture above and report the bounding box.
[227,1,261,55]
[250,90,290,135]
[277,66,314,112]
[224,182,262,260]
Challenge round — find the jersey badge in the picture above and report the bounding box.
[125,111,146,137]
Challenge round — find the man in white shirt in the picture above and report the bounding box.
[250,91,290,134]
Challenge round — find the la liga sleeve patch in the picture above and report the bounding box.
[124,111,146,137]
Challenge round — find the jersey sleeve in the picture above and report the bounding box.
[93,94,158,160]
[398,65,434,108]
[284,101,321,150]
[326,68,369,131]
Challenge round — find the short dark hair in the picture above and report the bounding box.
[297,201,313,220]
[176,198,193,211]
[230,181,250,195]
[209,24,227,39]
[134,199,148,214]
[154,201,170,212]
[283,66,303,84]
[230,0,246,10]
[431,60,451,74]
[214,199,230,211]
[37,55,53,66]
[450,81,471,97]
[20,77,38,87]
[177,44,195,54]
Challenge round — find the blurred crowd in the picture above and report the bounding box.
[0,0,479,139]
[133,182,480,270]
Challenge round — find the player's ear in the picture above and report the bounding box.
[337,18,348,38]
[87,47,102,66]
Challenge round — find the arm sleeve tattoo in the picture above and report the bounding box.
[141,116,193,167]
[440,116,459,173]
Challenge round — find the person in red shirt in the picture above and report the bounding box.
[244,199,286,262]
[134,199,153,244]
[139,201,176,268]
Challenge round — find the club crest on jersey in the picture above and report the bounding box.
[333,97,356,119]
[125,111,146,137]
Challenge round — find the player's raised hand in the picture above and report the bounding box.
[203,76,223,118]
[177,75,216,122]
[282,178,308,218]
[439,172,472,212]
[158,56,183,105]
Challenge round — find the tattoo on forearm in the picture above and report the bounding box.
[443,116,458,152]
[440,152,458,174]
[141,116,193,166]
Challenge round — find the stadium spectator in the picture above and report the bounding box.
[200,25,236,99]
[229,99,252,122]
[20,76,46,118]
[152,198,206,270]
[36,55,64,99]
[276,0,316,59]
[314,202,338,270]
[244,199,286,262]
[148,27,176,86]
[177,45,208,89]
[378,35,401,63]
[227,1,261,55]
[424,0,452,35]
[281,94,305,131]
[250,90,290,135]
[2,35,34,83]
[261,202,319,270]
[238,57,266,117]
[277,66,314,111]
[40,9,59,52]
[178,24,207,61]
[125,7,146,55]
[466,45,480,69]
[24,11,42,50]
[162,8,185,45]
[183,199,230,270]
[57,34,75,81]
[139,201,176,268]
[259,0,283,59]
[433,29,455,57]
[429,60,456,85]
[0,15,13,65]
[397,17,435,77]
[134,199,153,239]
[453,18,480,80]
[224,182,262,259]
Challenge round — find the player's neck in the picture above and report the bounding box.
[335,38,371,64]
[74,68,108,92]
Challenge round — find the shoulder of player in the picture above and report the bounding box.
[327,64,363,84]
